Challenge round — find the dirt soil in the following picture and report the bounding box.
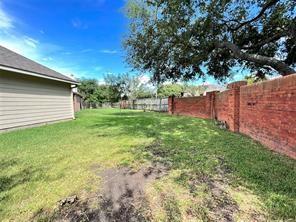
[98,163,169,221]
[34,144,265,222]
[187,159,239,222]
[36,163,169,222]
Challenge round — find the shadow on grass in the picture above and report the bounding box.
[0,157,66,208]
[0,168,32,193]
[0,158,41,212]
[89,110,296,220]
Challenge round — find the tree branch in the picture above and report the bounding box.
[215,41,295,75]
[241,31,285,49]
[232,0,279,31]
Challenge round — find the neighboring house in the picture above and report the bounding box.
[0,45,79,132]
[202,84,226,95]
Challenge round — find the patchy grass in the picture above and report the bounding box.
[0,109,295,221]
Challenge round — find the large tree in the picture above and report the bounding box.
[77,79,99,103]
[104,73,154,100]
[124,0,296,82]
[78,79,114,103]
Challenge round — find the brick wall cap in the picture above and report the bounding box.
[227,81,247,89]
[206,90,220,95]
[240,73,296,90]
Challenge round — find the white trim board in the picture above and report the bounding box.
[0,65,78,85]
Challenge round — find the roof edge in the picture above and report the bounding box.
[0,65,79,85]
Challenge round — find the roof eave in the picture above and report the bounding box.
[0,65,79,85]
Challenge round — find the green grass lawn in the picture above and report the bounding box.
[0,109,295,221]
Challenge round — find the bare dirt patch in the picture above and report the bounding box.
[34,163,169,222]
[98,162,169,221]
[187,158,239,222]
[34,141,267,222]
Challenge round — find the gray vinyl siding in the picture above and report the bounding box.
[0,70,74,131]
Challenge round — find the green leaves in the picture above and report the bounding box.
[124,0,296,82]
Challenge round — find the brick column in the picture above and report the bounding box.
[205,91,219,119]
[227,81,247,132]
[168,96,175,114]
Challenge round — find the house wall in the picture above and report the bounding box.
[0,70,74,131]
[168,74,296,159]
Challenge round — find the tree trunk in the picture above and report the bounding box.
[215,41,296,76]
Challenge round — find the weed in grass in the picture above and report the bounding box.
[163,194,182,222]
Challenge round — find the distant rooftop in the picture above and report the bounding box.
[0,45,78,84]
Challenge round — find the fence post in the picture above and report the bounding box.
[132,100,135,109]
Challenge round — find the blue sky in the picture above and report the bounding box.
[0,0,250,85]
[0,0,131,82]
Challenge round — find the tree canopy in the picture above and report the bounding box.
[104,73,153,100]
[124,0,296,83]
[157,84,184,98]
[78,74,153,104]
[78,79,116,104]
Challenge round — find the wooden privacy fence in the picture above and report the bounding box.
[83,101,120,109]
[121,98,168,112]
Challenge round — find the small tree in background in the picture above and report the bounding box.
[77,79,99,104]
[104,73,154,100]
[183,84,208,96]
[157,84,184,98]
[78,79,120,104]
[244,73,268,85]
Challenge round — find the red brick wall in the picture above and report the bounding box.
[240,75,296,158]
[169,92,217,118]
[173,96,209,118]
[168,74,296,159]
[214,81,247,131]
[168,96,174,114]
[215,90,236,131]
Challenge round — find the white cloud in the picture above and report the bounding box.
[0,3,13,29]
[42,57,53,61]
[0,36,39,60]
[99,49,118,54]
[0,5,40,59]
[0,3,105,81]
[0,3,80,79]
[104,72,116,75]
[0,21,79,80]
[23,36,39,48]
[0,32,63,64]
